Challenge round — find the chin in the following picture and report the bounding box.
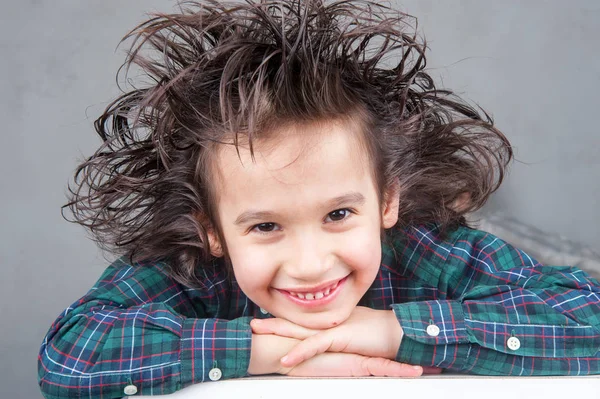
[289,309,352,330]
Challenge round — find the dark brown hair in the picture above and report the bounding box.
[64,0,512,286]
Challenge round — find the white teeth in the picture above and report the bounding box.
[289,279,343,300]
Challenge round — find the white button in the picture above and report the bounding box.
[260,307,269,315]
[209,367,222,381]
[507,336,521,350]
[123,384,138,395]
[426,324,440,337]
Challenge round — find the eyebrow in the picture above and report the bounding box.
[233,191,366,226]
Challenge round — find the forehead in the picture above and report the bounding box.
[212,118,374,206]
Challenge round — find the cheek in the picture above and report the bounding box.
[228,244,279,298]
[339,227,382,280]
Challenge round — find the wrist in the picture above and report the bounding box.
[385,309,403,359]
[248,334,298,375]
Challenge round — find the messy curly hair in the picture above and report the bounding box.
[64,0,512,286]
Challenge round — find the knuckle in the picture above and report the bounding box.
[376,358,398,376]
[307,336,325,356]
[359,356,372,376]
[378,359,393,376]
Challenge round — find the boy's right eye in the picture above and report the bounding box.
[252,222,279,233]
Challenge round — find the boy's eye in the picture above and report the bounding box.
[325,208,352,222]
[250,209,354,234]
[253,222,278,233]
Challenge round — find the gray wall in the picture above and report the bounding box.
[1,1,598,398]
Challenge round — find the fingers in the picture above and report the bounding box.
[250,318,316,340]
[357,356,424,377]
[281,332,340,367]
[286,353,423,377]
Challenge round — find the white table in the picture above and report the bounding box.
[137,375,600,399]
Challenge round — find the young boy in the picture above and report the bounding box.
[38,0,600,398]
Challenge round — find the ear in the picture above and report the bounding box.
[381,179,400,229]
[196,212,224,258]
[451,192,472,213]
[206,227,224,258]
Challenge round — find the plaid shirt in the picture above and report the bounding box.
[38,225,600,398]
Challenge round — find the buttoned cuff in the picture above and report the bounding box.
[392,300,472,369]
[180,317,252,386]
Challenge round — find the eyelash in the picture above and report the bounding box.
[250,208,356,235]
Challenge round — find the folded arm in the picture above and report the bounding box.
[394,227,600,375]
[37,259,252,399]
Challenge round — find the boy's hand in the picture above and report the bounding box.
[251,306,404,367]
[282,352,425,377]
[249,332,424,377]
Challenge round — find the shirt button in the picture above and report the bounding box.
[123,384,138,395]
[209,367,222,381]
[507,336,521,350]
[426,324,440,337]
[260,307,269,315]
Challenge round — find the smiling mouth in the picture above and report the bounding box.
[286,279,341,300]
[277,276,348,305]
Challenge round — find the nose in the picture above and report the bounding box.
[284,229,333,282]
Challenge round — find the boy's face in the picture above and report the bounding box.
[211,119,399,329]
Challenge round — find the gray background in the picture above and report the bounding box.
[1,1,598,398]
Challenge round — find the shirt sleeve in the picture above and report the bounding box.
[392,227,600,375]
[37,258,252,399]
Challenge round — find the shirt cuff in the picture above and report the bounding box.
[180,317,252,386]
[392,300,472,369]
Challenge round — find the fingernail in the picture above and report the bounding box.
[252,319,260,324]
[281,356,288,364]
[412,366,422,370]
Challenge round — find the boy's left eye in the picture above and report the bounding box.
[325,208,353,222]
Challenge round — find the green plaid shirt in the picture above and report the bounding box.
[38,225,600,398]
